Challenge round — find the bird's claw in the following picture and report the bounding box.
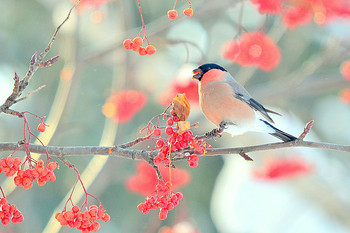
[219,121,229,129]
[205,127,223,138]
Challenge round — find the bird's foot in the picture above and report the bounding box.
[219,121,229,130]
[205,128,223,138]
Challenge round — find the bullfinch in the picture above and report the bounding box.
[192,63,297,142]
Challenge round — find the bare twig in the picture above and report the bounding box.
[119,135,152,149]
[14,85,46,104]
[299,120,314,140]
[0,1,80,116]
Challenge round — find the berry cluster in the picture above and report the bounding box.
[0,156,22,177]
[55,205,110,233]
[123,37,156,56]
[14,160,58,189]
[152,111,207,168]
[0,198,23,225]
[167,8,193,20]
[137,180,183,220]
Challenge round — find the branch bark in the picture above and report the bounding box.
[0,140,348,162]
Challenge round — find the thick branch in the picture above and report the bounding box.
[0,140,348,162]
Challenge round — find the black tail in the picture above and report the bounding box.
[261,120,297,142]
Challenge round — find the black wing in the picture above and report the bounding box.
[235,93,281,124]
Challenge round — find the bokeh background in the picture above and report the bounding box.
[1,0,350,232]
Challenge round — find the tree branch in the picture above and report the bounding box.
[0,0,80,116]
[0,140,348,162]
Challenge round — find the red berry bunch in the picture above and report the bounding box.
[14,160,58,189]
[152,113,207,168]
[123,37,156,56]
[137,180,183,220]
[55,205,110,232]
[0,198,23,225]
[0,156,21,177]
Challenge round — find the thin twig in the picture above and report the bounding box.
[119,135,152,149]
[14,85,46,104]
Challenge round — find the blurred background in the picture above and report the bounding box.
[1,0,350,232]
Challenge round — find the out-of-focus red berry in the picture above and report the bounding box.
[37,123,46,132]
[183,8,193,17]
[138,47,147,56]
[145,45,156,55]
[123,39,133,50]
[153,128,161,136]
[341,60,350,81]
[167,10,178,20]
[132,37,143,51]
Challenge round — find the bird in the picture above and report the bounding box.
[192,63,297,142]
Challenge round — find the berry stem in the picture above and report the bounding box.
[172,0,178,10]
[0,186,5,198]
[137,0,147,39]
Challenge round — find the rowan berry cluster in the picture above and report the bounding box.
[0,156,22,177]
[13,160,58,189]
[151,110,207,168]
[0,198,23,225]
[123,37,156,56]
[55,205,110,233]
[137,180,183,220]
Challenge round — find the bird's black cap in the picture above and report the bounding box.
[192,63,227,81]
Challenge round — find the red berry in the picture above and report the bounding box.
[159,209,168,220]
[37,160,44,167]
[183,8,193,17]
[166,202,174,210]
[37,123,46,132]
[72,205,80,213]
[165,127,174,135]
[14,157,21,165]
[145,45,156,55]
[6,156,15,166]
[91,221,101,232]
[89,208,98,217]
[167,118,174,126]
[0,198,7,205]
[173,116,180,122]
[132,37,143,51]
[175,192,183,200]
[183,131,193,141]
[156,139,165,148]
[47,162,57,171]
[188,154,199,167]
[163,157,170,166]
[167,9,178,20]
[139,47,147,56]
[123,39,133,50]
[154,155,163,165]
[1,217,10,225]
[102,213,110,222]
[153,128,161,136]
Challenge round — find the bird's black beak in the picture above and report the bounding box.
[192,68,203,80]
